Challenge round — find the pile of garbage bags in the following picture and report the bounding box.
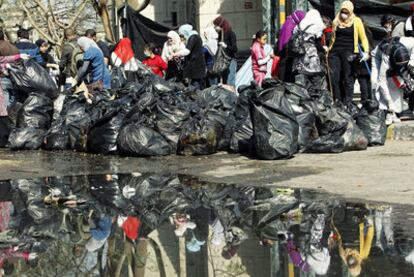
[0,61,387,160]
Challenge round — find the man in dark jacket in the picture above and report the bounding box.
[0,30,19,107]
[59,29,78,88]
[14,28,42,63]
[85,29,111,65]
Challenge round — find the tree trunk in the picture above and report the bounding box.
[98,1,115,42]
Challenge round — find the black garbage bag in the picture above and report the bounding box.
[16,93,53,129]
[155,101,190,150]
[118,124,172,156]
[9,59,58,99]
[8,128,45,150]
[306,134,345,153]
[44,93,91,151]
[342,122,368,151]
[230,119,253,153]
[0,117,13,147]
[250,86,299,160]
[297,111,316,151]
[111,67,127,89]
[177,114,223,156]
[44,120,70,150]
[356,101,387,146]
[88,111,126,154]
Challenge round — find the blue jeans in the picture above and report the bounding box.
[223,59,237,87]
[1,77,15,107]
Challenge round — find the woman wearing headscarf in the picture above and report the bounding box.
[111,37,141,82]
[292,9,326,91]
[178,24,206,89]
[202,26,219,87]
[276,10,306,82]
[328,0,369,106]
[213,16,238,87]
[73,36,111,90]
[162,31,190,81]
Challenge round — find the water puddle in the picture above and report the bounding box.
[0,174,413,276]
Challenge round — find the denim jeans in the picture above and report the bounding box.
[223,59,237,87]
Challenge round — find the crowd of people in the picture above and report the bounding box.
[266,1,414,125]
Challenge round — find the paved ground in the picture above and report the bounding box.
[0,141,413,205]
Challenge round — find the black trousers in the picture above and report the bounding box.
[357,74,372,102]
[328,52,355,104]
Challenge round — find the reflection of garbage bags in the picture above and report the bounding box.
[177,114,222,156]
[9,59,58,99]
[118,124,172,156]
[8,128,45,150]
[250,86,299,160]
[356,101,387,146]
[16,93,53,129]
[88,111,126,154]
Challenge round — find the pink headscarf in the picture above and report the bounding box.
[277,10,306,53]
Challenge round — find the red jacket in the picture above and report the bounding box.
[143,55,168,77]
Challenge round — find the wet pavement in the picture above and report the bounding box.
[0,173,413,276]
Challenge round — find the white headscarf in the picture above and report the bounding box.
[178,24,198,40]
[77,36,101,52]
[167,31,181,46]
[203,26,219,56]
[298,9,325,38]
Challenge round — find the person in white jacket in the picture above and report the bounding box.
[371,37,414,124]
[161,31,190,81]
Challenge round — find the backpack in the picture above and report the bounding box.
[288,25,312,57]
[68,42,84,77]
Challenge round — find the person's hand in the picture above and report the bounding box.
[20,53,30,60]
[50,64,59,70]
[28,253,38,260]
[71,78,78,88]
[270,53,275,59]
[219,41,227,48]
[323,46,329,52]
[360,52,370,62]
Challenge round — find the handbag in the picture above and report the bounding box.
[211,30,232,76]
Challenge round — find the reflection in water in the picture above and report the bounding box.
[0,175,413,276]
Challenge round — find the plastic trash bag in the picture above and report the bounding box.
[356,100,387,146]
[0,117,13,147]
[177,114,222,156]
[8,128,45,150]
[117,124,172,156]
[16,93,53,129]
[44,121,70,150]
[88,111,126,154]
[297,111,316,151]
[250,86,299,160]
[111,67,127,89]
[342,122,368,151]
[306,134,345,153]
[9,59,58,99]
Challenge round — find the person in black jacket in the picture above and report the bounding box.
[213,16,238,87]
[35,39,59,70]
[178,24,207,89]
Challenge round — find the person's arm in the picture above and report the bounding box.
[0,54,21,65]
[226,32,238,56]
[359,222,374,259]
[161,43,170,62]
[357,18,370,53]
[158,56,168,71]
[185,37,197,60]
[175,43,190,57]
[75,60,91,85]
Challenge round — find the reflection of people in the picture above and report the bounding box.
[333,216,374,276]
[374,206,394,251]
